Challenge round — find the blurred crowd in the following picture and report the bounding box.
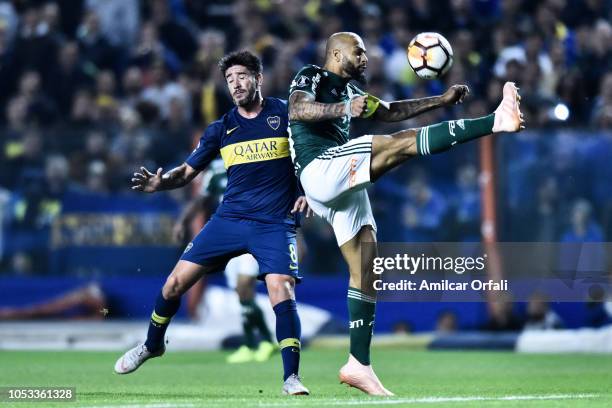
[0,0,610,275]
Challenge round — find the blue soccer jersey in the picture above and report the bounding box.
[186,97,298,225]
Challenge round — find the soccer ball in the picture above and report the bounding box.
[407,32,453,79]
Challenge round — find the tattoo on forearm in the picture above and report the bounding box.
[159,165,190,190]
[289,92,345,122]
[375,96,444,122]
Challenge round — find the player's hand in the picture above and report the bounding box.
[350,95,368,118]
[131,167,162,193]
[291,196,313,218]
[442,85,470,105]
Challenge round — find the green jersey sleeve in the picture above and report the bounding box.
[289,65,322,98]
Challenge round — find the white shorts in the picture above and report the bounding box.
[224,253,259,289]
[300,135,377,246]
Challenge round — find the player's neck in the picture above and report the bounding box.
[323,62,349,80]
[237,94,264,119]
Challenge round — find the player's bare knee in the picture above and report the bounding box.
[389,129,418,156]
[266,274,295,302]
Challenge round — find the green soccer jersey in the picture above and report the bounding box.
[288,64,366,175]
[199,158,227,204]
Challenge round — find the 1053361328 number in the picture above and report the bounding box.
[0,387,76,401]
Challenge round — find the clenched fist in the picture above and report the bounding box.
[350,95,368,117]
[441,85,470,106]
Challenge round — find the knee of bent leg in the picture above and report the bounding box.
[162,274,185,299]
[266,274,295,303]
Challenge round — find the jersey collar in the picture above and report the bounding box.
[323,69,351,88]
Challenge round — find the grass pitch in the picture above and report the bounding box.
[1,348,611,407]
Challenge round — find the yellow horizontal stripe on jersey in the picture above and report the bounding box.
[220,137,289,169]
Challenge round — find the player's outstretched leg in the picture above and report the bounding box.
[114,260,213,374]
[338,226,394,396]
[266,274,309,395]
[370,82,524,180]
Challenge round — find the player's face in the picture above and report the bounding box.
[342,39,368,83]
[225,65,260,107]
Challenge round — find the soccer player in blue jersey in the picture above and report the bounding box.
[114,51,310,395]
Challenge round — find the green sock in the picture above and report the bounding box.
[240,300,258,348]
[250,300,272,343]
[417,114,495,155]
[347,287,376,365]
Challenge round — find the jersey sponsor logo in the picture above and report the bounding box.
[449,121,456,137]
[348,157,358,188]
[220,137,290,169]
[226,126,240,135]
[349,319,364,329]
[456,119,465,130]
[183,242,193,253]
[267,116,280,130]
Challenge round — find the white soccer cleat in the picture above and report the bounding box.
[492,82,525,133]
[339,354,395,396]
[114,343,165,374]
[282,373,310,395]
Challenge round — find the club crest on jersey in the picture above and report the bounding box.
[267,116,280,130]
[293,75,309,87]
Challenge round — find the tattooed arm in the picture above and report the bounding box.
[288,91,346,122]
[372,85,470,122]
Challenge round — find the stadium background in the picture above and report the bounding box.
[0,0,610,350]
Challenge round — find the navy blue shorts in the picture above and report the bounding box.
[180,215,301,282]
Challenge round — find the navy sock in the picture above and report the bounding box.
[273,299,301,381]
[144,291,180,352]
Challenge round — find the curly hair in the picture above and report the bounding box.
[218,50,263,77]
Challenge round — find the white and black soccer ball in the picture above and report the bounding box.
[407,32,453,79]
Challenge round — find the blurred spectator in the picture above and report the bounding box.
[391,320,412,334]
[149,0,197,64]
[523,293,564,331]
[450,163,481,241]
[436,310,459,333]
[86,0,139,48]
[76,11,116,71]
[401,170,448,242]
[16,70,58,125]
[561,199,604,242]
[2,130,45,190]
[70,88,97,127]
[141,60,188,120]
[47,41,94,117]
[94,70,119,124]
[121,66,144,109]
[14,4,60,83]
[86,160,109,194]
[592,72,612,129]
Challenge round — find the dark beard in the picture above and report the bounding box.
[235,86,257,107]
[344,62,367,84]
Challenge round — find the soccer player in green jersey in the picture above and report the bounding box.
[288,32,524,396]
